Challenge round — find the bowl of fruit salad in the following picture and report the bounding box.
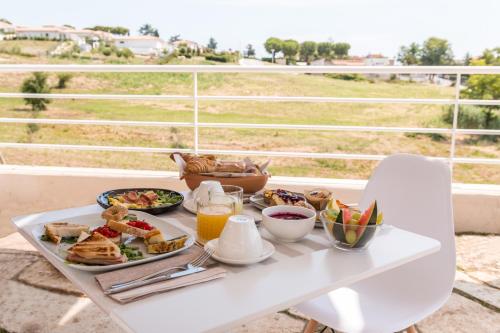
[320,199,383,250]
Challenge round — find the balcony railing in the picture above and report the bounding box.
[0,65,499,172]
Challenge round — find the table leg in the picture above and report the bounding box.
[303,319,318,333]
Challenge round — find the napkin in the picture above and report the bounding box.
[95,245,226,304]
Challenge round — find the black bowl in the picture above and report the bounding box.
[97,188,184,215]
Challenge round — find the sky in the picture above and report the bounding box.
[3,0,500,59]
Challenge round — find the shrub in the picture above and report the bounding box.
[325,73,365,81]
[21,72,51,111]
[442,105,499,141]
[204,53,234,63]
[120,48,133,59]
[443,105,499,129]
[56,73,72,89]
[102,47,112,56]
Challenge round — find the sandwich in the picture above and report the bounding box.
[66,232,127,265]
[92,225,122,245]
[144,230,189,254]
[43,222,90,244]
[107,219,155,238]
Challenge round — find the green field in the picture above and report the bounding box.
[0,42,498,184]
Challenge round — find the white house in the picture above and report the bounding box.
[364,54,393,66]
[172,39,204,53]
[0,21,15,34]
[114,36,166,55]
[15,26,68,40]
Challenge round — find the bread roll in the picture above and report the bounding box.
[185,158,217,174]
[215,161,246,173]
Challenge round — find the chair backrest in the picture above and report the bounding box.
[359,154,456,297]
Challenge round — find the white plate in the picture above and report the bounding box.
[29,211,195,272]
[183,198,263,223]
[204,238,275,265]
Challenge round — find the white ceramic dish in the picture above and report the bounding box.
[29,211,195,272]
[262,205,316,242]
[249,193,322,227]
[204,238,275,265]
[183,198,263,223]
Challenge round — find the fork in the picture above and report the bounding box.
[109,247,214,290]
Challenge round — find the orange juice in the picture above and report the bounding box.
[234,200,243,215]
[197,205,233,243]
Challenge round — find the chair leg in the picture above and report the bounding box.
[303,319,319,333]
[406,325,418,333]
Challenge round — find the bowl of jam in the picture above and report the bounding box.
[262,205,316,242]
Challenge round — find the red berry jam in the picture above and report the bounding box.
[270,212,308,220]
[93,225,121,238]
[127,220,155,230]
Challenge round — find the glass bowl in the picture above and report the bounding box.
[319,210,382,251]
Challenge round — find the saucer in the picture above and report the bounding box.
[204,238,275,265]
[183,198,263,223]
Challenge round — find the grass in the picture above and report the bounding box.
[0,43,498,184]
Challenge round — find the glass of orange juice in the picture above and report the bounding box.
[196,194,235,244]
[221,185,244,215]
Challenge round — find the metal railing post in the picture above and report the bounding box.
[449,73,462,174]
[193,71,199,154]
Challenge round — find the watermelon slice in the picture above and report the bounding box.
[332,207,350,242]
[351,201,378,247]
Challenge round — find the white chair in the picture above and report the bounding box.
[297,154,456,333]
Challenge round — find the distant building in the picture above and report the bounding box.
[114,35,168,56]
[15,25,69,40]
[0,21,15,34]
[364,54,393,66]
[311,57,365,66]
[172,39,204,53]
[70,29,113,42]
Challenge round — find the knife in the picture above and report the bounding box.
[104,266,206,295]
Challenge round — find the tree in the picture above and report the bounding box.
[264,37,283,63]
[169,34,181,43]
[462,48,500,132]
[317,42,333,59]
[420,37,454,65]
[0,18,11,25]
[245,44,256,58]
[63,24,75,29]
[463,52,472,66]
[21,72,51,111]
[139,24,159,37]
[332,42,350,59]
[300,41,317,64]
[281,39,299,64]
[56,73,72,89]
[397,42,421,65]
[207,37,218,51]
[87,25,129,35]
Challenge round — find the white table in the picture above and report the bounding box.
[13,204,440,333]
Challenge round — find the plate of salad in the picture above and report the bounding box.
[97,188,184,215]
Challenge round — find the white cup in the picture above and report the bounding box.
[193,180,224,204]
[216,215,263,261]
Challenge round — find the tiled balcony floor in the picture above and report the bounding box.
[0,233,498,333]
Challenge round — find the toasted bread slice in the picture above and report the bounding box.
[44,222,90,244]
[107,219,154,238]
[67,233,127,265]
[144,229,165,244]
[145,235,189,254]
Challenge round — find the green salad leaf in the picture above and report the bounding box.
[119,244,143,260]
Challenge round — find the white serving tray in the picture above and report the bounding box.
[27,210,194,272]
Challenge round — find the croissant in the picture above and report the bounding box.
[185,158,217,174]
